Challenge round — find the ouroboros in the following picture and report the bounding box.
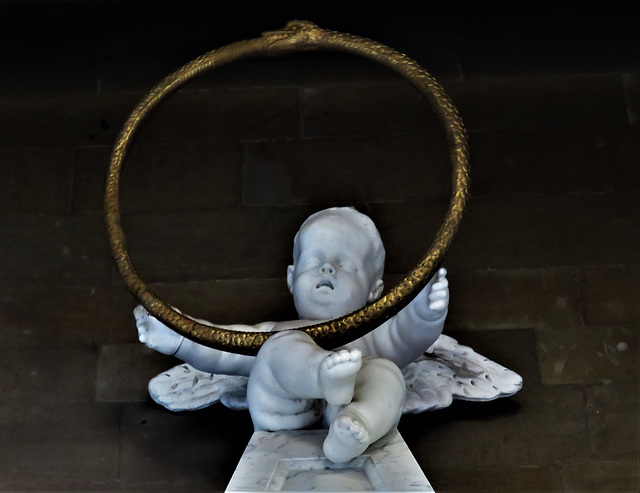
[104,20,470,356]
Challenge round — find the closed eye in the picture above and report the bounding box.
[339,261,356,273]
[302,257,321,269]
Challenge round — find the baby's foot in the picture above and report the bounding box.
[318,349,362,406]
[323,410,370,463]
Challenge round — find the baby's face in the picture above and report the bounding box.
[288,220,382,320]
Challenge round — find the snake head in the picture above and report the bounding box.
[262,20,324,51]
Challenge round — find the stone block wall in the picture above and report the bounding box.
[0,2,637,490]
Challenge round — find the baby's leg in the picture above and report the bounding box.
[323,357,406,463]
[247,331,362,431]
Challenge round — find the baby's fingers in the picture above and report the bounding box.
[137,322,149,343]
[429,299,447,312]
[429,288,448,301]
[431,278,449,293]
[429,288,448,310]
[425,267,449,315]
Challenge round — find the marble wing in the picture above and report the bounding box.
[148,363,248,412]
[148,334,522,414]
[402,334,523,413]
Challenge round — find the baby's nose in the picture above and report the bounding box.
[320,262,335,274]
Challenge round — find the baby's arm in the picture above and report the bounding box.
[347,268,449,369]
[135,305,258,376]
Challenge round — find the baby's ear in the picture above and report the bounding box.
[368,279,384,302]
[286,265,295,293]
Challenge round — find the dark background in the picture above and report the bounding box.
[0,1,637,491]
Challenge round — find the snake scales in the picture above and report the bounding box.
[104,21,470,356]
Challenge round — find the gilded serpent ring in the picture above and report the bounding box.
[104,20,470,356]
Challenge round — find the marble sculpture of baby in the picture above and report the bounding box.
[136,207,450,463]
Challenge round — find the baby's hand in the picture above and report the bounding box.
[424,268,449,320]
[134,305,184,355]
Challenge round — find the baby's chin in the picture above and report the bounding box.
[297,299,360,321]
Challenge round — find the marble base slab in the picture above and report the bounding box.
[226,428,434,492]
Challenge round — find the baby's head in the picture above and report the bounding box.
[287,207,385,320]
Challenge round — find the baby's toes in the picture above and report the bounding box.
[350,423,366,441]
[328,349,361,367]
[348,349,362,363]
[338,350,352,363]
[325,352,341,368]
[338,415,368,443]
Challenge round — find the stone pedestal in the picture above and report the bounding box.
[226,427,434,492]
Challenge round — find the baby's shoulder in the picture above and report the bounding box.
[253,321,280,332]
[270,319,322,332]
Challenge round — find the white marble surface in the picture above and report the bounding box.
[226,427,434,492]
[137,206,521,471]
[148,332,523,415]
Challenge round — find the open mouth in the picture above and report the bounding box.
[316,280,334,290]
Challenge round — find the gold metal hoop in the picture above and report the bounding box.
[104,20,470,356]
